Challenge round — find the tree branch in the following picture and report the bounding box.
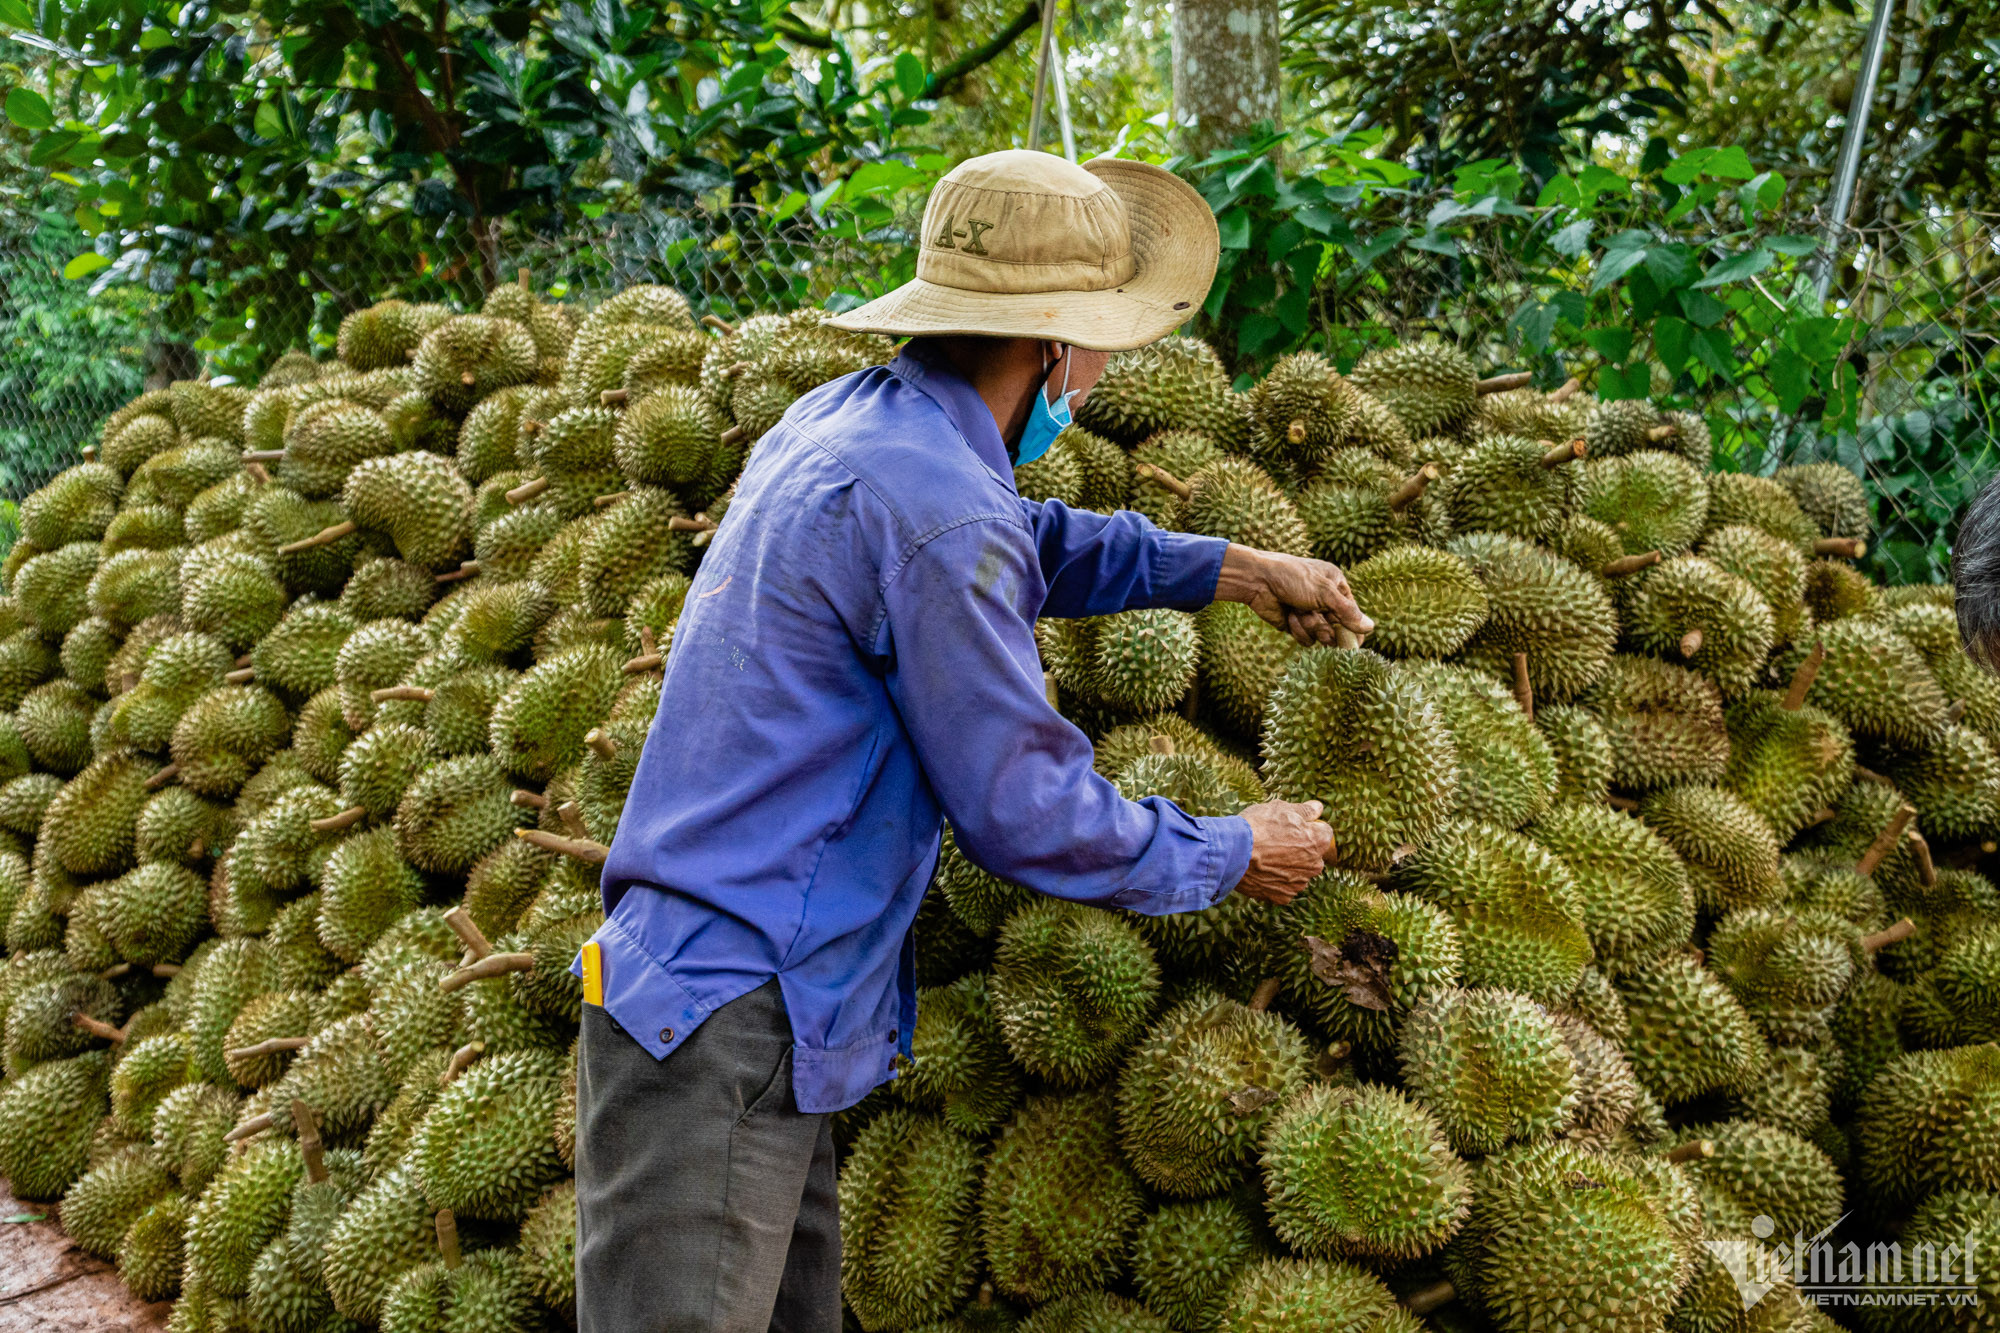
[924,1,1041,100]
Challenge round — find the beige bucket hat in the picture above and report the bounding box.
[825,150,1219,352]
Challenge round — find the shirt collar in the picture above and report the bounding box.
[890,338,1017,492]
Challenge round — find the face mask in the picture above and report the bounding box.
[1013,347,1075,468]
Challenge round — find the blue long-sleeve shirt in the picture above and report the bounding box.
[577,339,1255,1113]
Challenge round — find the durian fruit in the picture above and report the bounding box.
[118,1191,190,1302]
[1675,1118,1846,1240]
[1347,340,1479,437]
[168,685,291,798]
[838,1108,984,1330]
[181,1132,304,1297]
[321,1162,451,1321]
[1076,337,1248,448]
[487,642,624,782]
[1706,907,1860,1017]
[1247,352,1357,474]
[1019,1292,1172,1333]
[1259,1080,1470,1259]
[1638,784,1784,915]
[1013,444,1084,506]
[1723,669,1857,843]
[1294,451,1448,568]
[338,300,446,372]
[895,971,1022,1136]
[410,314,538,415]
[979,1089,1144,1304]
[575,486,696,618]
[1617,955,1768,1103]
[1399,987,1579,1154]
[15,540,104,636]
[1580,655,1731,792]
[1802,557,1881,624]
[87,547,183,631]
[1399,660,1557,828]
[518,1180,576,1324]
[991,899,1160,1086]
[1616,556,1777,698]
[278,398,395,499]
[1877,721,2000,842]
[1272,871,1462,1051]
[20,461,122,549]
[1130,1196,1265,1332]
[409,1047,566,1221]
[1344,545,1488,661]
[1447,434,1583,544]
[1261,647,1458,870]
[1194,601,1302,738]
[1215,1256,1405,1333]
[1704,471,1824,556]
[1583,398,1674,459]
[339,449,475,572]
[1166,458,1312,558]
[1391,820,1592,1006]
[1448,531,1617,704]
[252,602,358,702]
[1116,989,1312,1197]
[1040,610,1200,716]
[15,678,98,775]
[1855,1043,2000,1210]
[1775,461,1872,544]
[1528,802,1694,976]
[41,747,153,876]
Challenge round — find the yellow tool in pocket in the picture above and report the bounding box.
[581,940,604,1007]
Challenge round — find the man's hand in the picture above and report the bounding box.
[1235,799,1336,905]
[1214,544,1375,647]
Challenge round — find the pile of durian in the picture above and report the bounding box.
[0,273,1990,1333]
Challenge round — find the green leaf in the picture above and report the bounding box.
[1654,316,1691,374]
[139,25,172,48]
[1662,147,1715,185]
[1588,245,1649,294]
[1643,244,1698,290]
[1216,209,1251,251]
[772,190,808,222]
[0,0,34,28]
[1766,346,1812,413]
[62,251,110,280]
[0,1214,44,1224]
[1676,289,1729,328]
[5,88,52,131]
[1582,327,1633,363]
[1510,300,1558,351]
[1691,327,1736,380]
[1709,146,1756,179]
[253,101,285,140]
[1765,234,1820,257]
[893,52,925,101]
[1550,219,1592,257]
[1599,362,1653,400]
[1693,246,1774,289]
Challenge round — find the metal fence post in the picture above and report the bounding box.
[1815,0,1899,305]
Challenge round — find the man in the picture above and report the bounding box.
[1959,475,2000,671]
[573,149,1373,1332]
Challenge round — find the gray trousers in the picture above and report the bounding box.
[576,979,841,1332]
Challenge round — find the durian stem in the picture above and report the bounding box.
[435,560,480,583]
[720,424,747,447]
[371,685,435,703]
[668,515,718,533]
[585,728,619,762]
[72,1011,126,1043]
[1403,1280,1456,1316]
[308,806,367,834]
[1510,652,1534,722]
[223,1112,275,1144]
[1854,764,1894,787]
[145,763,179,790]
[435,1209,463,1270]
[623,652,665,675]
[1247,978,1281,1012]
[1043,671,1059,710]
[1286,419,1307,445]
[521,419,542,436]
[1386,464,1439,511]
[1948,698,1968,723]
[81,444,97,462]
[444,907,494,961]
[1539,438,1586,468]
[441,1041,486,1085]
[640,626,658,658]
[517,266,531,289]
[511,789,548,811]
[727,360,751,379]
[239,449,286,463]
[556,801,591,840]
[1857,805,1917,876]
[1600,550,1662,578]
[1803,806,1836,827]
[99,963,130,980]
[1180,674,1200,722]
[1815,537,1866,559]
[1335,626,1363,650]
[702,314,737,335]
[1782,641,1826,711]
[1862,917,1918,952]
[150,962,180,979]
[278,519,358,554]
[460,370,477,386]
[1645,423,1679,442]
[226,1036,309,1060]
[439,952,537,993]
[188,838,205,862]
[120,672,139,694]
[243,461,272,486]
[1134,461,1193,501]
[1607,794,1639,812]
[1678,627,1704,659]
[1548,377,1583,404]
[506,477,550,505]
[1476,371,1534,395]
[515,827,609,865]
[600,388,630,406]
[1909,829,1938,887]
[1146,734,1176,757]
[1664,1139,1715,1164]
[594,491,630,509]
[292,1099,327,1183]
[223,667,255,684]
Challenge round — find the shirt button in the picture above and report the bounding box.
[660,1028,674,1043]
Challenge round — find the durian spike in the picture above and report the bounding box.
[1247,978,1282,1012]
[292,1100,328,1184]
[278,519,358,554]
[1815,536,1866,559]
[308,806,367,835]
[1862,917,1918,952]
[1857,805,1918,876]
[514,827,609,865]
[1539,438,1587,469]
[1664,1139,1715,1164]
[668,515,718,533]
[372,685,435,703]
[556,801,591,841]
[1781,641,1826,711]
[223,1112,275,1144]
[435,560,480,583]
[244,461,271,485]
[435,1209,463,1270]
[1601,550,1663,578]
[516,266,531,289]
[510,789,548,811]
[1476,371,1534,395]
[1510,651,1534,722]
[224,667,255,684]
[1645,423,1679,442]
[145,763,179,790]
[239,450,287,463]
[1133,461,1193,501]
[1548,377,1583,404]
[1948,698,1969,723]
[444,907,494,961]
[600,388,629,406]
[227,1036,307,1060]
[505,476,550,505]
[585,728,619,762]
[441,1041,485,1085]
[623,651,665,675]
[1678,628,1704,658]
[1607,794,1640,812]
[439,952,537,994]
[1386,464,1439,512]
[1146,734,1176,757]
[72,1011,127,1044]
[1404,1280,1456,1316]
[702,314,737,335]
[1908,828,1938,887]
[720,424,747,447]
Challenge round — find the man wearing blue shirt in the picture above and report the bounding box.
[574,149,1373,1331]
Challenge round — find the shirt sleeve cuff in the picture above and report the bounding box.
[1146,531,1230,609]
[1205,813,1255,904]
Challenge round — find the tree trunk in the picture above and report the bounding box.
[1171,0,1283,160]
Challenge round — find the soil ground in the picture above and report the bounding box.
[0,1177,169,1331]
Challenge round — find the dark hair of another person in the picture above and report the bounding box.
[1955,472,2000,672]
